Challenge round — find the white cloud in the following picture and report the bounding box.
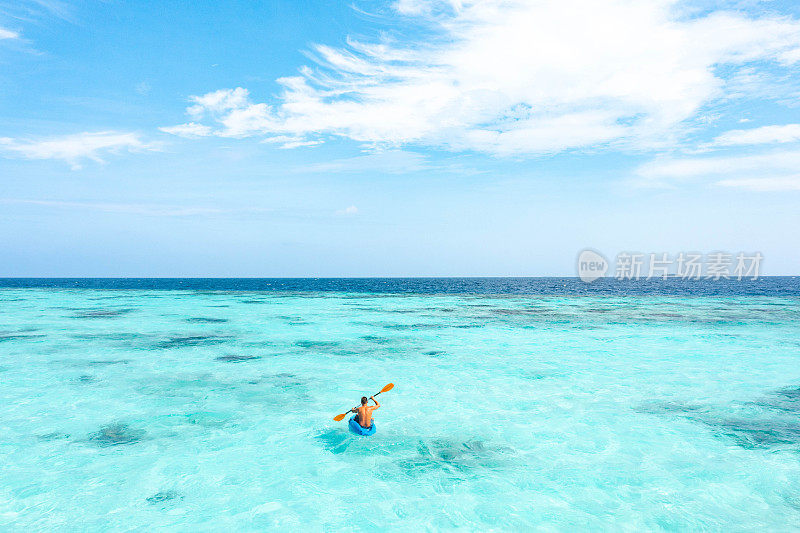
[0,131,155,169]
[260,135,322,149]
[336,205,359,215]
[187,87,251,117]
[158,122,213,138]
[0,28,20,40]
[636,148,800,191]
[708,124,800,147]
[161,0,800,156]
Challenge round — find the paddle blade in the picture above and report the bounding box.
[333,413,346,422]
[381,383,394,393]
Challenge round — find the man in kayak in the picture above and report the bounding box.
[351,395,380,428]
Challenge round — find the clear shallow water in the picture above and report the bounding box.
[1,280,800,530]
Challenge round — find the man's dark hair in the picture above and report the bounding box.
[361,396,368,405]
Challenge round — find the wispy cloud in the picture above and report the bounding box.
[135,81,151,95]
[636,148,800,191]
[161,0,800,156]
[1,199,273,217]
[717,176,800,191]
[0,0,77,53]
[3,0,75,23]
[0,131,156,169]
[260,135,322,149]
[300,150,429,174]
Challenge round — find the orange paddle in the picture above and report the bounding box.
[333,383,394,421]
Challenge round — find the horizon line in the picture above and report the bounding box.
[1,276,798,280]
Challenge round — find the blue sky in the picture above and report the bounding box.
[1,0,799,276]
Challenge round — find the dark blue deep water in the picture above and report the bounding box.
[0,276,797,296]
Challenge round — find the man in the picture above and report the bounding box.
[352,395,380,428]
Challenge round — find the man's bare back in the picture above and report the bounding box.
[353,396,380,428]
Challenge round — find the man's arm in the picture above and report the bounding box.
[370,396,380,409]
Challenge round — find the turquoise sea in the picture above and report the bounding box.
[2,278,800,531]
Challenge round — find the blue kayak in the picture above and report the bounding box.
[348,415,376,436]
